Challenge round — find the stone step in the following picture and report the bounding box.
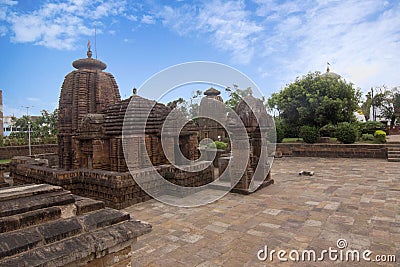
[73,195,105,215]
[0,207,61,233]
[386,141,400,144]
[0,190,75,218]
[0,208,131,260]
[388,158,400,162]
[0,184,63,202]
[77,208,130,231]
[0,220,151,267]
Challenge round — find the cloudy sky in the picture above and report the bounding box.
[1,0,399,117]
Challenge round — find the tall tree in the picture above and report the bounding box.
[225,85,253,110]
[373,86,400,128]
[268,71,361,130]
[10,109,58,139]
[360,92,372,121]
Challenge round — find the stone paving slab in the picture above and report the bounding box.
[125,157,400,266]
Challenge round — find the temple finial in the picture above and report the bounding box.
[87,39,92,58]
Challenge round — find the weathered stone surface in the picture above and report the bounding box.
[10,158,213,209]
[226,95,274,194]
[58,50,121,170]
[0,144,57,161]
[37,217,83,244]
[73,195,105,215]
[78,208,130,231]
[0,190,74,217]
[0,184,62,202]
[0,228,43,259]
[0,207,61,233]
[0,184,151,266]
[276,143,388,158]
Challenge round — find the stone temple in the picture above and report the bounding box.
[58,48,121,170]
[9,46,273,209]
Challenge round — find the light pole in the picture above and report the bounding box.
[22,106,33,156]
[371,88,375,121]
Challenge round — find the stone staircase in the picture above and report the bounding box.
[387,142,400,162]
[0,184,152,266]
[386,135,400,162]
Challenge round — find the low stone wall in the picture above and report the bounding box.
[0,144,57,160]
[276,143,387,158]
[10,157,213,209]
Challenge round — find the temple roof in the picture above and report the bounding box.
[321,64,341,79]
[72,49,107,70]
[204,87,221,96]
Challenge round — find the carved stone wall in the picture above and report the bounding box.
[58,51,120,170]
[10,156,213,209]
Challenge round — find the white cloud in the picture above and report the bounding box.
[253,0,400,90]
[1,0,128,50]
[155,0,399,90]
[141,14,155,24]
[126,14,137,21]
[0,0,17,6]
[27,97,40,102]
[158,0,262,64]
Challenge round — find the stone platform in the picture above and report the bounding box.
[126,157,399,266]
[10,156,213,209]
[0,184,151,266]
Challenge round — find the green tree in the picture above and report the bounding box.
[372,86,400,128]
[166,90,203,124]
[225,85,253,110]
[268,71,361,131]
[360,92,372,121]
[36,109,58,137]
[9,109,58,141]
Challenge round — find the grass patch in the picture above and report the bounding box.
[282,138,303,143]
[0,159,10,164]
[282,137,338,143]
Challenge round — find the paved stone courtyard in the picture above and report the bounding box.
[125,157,400,266]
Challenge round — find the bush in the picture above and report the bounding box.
[319,124,336,137]
[281,121,300,138]
[359,121,385,134]
[374,130,386,143]
[361,133,374,141]
[269,119,285,143]
[210,141,227,150]
[299,125,320,144]
[335,122,358,144]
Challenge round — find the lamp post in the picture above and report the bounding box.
[28,121,31,156]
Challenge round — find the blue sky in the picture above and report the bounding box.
[0,0,399,117]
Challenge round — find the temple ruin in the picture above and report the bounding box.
[9,47,273,208]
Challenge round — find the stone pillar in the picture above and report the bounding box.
[92,139,110,170]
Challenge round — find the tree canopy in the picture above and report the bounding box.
[268,71,361,130]
[224,85,253,110]
[9,109,58,139]
[369,86,400,127]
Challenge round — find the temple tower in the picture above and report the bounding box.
[198,87,227,141]
[58,44,121,169]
